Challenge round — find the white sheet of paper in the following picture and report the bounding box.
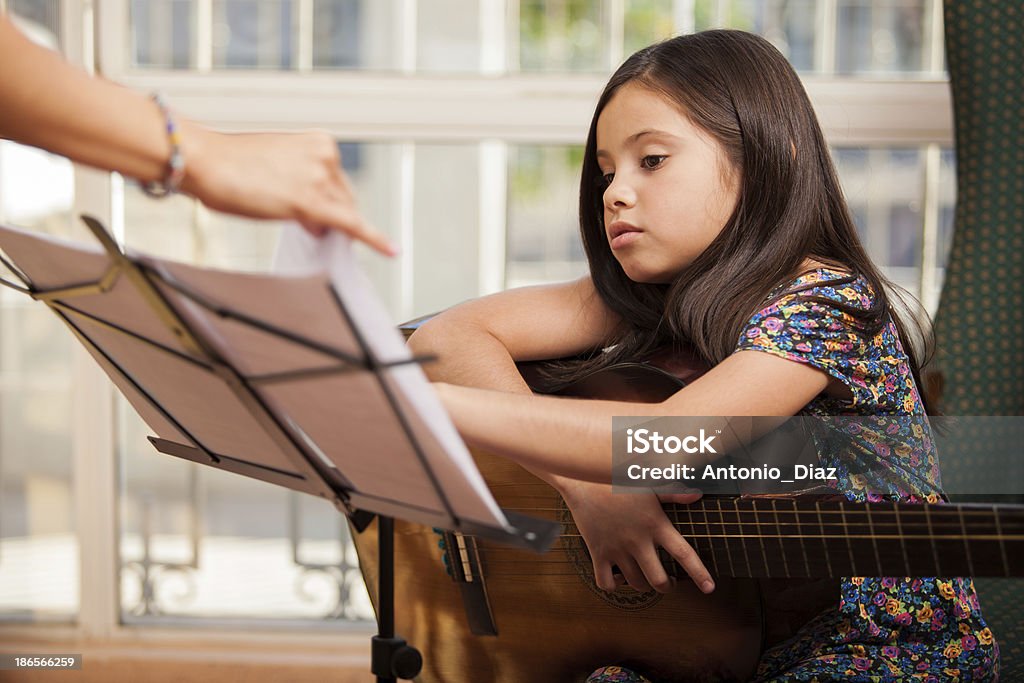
[271,224,508,528]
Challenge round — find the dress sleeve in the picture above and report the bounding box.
[734,276,881,408]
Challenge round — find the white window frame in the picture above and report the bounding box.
[3,0,955,665]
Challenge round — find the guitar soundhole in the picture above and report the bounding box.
[558,500,664,611]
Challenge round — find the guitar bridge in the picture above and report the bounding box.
[442,530,498,636]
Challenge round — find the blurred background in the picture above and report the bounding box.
[0,0,955,672]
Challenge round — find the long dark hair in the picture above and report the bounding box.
[565,30,936,414]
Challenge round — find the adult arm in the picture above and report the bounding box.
[0,17,394,254]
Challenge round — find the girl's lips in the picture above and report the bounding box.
[610,230,642,249]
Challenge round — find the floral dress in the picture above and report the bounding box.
[587,268,998,683]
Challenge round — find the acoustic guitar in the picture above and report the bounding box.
[350,353,1024,683]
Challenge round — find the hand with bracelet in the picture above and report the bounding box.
[0,17,396,256]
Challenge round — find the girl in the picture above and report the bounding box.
[410,30,997,682]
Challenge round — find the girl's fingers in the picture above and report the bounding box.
[650,489,706,591]
[615,557,653,593]
[593,560,617,592]
[655,491,703,505]
[658,528,715,594]
[634,548,676,594]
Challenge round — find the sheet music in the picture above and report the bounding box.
[270,224,509,528]
[0,221,510,533]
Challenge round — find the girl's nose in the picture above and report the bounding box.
[603,177,637,209]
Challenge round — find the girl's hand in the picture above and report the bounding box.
[558,479,715,595]
[434,378,715,593]
[180,126,398,256]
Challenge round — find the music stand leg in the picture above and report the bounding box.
[371,516,423,682]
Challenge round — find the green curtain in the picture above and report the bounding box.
[934,1,1023,677]
[934,1,1024,415]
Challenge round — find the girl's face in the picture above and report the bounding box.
[596,82,740,283]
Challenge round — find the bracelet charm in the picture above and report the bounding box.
[141,93,184,198]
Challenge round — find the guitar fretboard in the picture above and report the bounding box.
[658,497,1024,578]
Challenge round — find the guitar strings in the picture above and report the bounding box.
[493,504,1022,517]
[471,532,1023,547]
[444,501,1021,577]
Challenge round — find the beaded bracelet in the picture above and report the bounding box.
[141,93,185,198]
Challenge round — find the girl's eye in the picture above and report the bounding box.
[599,172,614,187]
[641,155,666,170]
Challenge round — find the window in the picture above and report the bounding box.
[1,0,954,634]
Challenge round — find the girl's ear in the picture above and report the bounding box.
[790,140,797,160]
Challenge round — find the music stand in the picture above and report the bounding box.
[0,216,559,682]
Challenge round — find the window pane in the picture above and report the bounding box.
[118,404,373,621]
[754,0,818,72]
[312,0,400,70]
[197,211,288,272]
[411,144,482,315]
[124,186,202,262]
[130,0,195,69]
[0,305,76,620]
[517,0,606,72]
[338,142,403,315]
[691,1,820,72]
[623,0,676,58]
[935,147,956,304]
[8,0,60,50]
[835,0,928,75]
[212,0,294,70]
[416,0,482,73]
[506,145,586,288]
[834,146,925,299]
[0,142,74,236]
[937,148,956,269]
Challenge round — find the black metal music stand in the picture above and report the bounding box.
[0,216,559,683]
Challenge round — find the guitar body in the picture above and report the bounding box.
[351,360,764,683]
[352,450,763,683]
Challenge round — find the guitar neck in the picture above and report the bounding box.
[658,496,1024,578]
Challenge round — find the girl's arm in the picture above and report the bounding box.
[0,18,393,254]
[436,347,831,483]
[408,275,618,524]
[411,281,716,595]
[408,275,621,390]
